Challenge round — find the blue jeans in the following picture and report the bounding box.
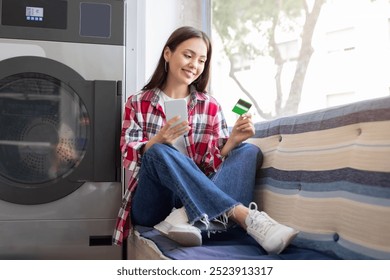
[131,143,262,227]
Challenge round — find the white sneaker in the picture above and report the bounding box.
[245,202,299,254]
[154,207,202,247]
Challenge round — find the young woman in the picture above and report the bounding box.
[113,26,298,254]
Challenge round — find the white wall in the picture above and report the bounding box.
[144,0,182,84]
[125,0,183,98]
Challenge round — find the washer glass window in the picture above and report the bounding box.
[0,73,89,184]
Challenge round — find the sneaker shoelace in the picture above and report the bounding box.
[248,203,275,239]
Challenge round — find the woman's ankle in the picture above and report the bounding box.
[228,204,249,229]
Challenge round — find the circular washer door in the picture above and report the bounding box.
[0,56,92,205]
[0,72,88,183]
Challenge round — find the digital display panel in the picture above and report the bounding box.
[26,6,44,21]
[1,0,67,29]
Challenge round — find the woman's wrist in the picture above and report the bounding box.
[144,139,155,152]
[221,138,240,157]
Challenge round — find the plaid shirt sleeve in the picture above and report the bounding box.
[113,93,151,245]
[121,96,147,169]
[210,102,229,169]
[190,94,229,174]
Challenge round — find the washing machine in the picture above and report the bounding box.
[0,0,125,259]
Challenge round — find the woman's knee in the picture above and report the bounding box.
[237,143,263,167]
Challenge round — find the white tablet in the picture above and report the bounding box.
[164,99,188,127]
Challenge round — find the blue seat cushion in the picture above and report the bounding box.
[135,226,338,260]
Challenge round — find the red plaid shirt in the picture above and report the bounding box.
[113,88,229,245]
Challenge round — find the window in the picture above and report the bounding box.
[211,0,390,125]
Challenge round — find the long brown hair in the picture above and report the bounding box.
[142,26,212,93]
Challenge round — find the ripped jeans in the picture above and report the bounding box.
[131,142,263,227]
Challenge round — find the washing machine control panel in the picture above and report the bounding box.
[1,0,67,29]
[0,0,124,45]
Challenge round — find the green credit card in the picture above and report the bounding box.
[232,98,252,115]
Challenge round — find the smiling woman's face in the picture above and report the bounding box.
[164,37,208,88]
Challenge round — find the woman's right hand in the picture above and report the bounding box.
[144,116,190,152]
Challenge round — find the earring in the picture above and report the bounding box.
[164,61,168,72]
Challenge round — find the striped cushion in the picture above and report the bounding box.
[248,96,390,259]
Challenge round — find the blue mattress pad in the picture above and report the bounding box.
[135,226,338,260]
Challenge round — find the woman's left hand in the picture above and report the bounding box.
[230,113,255,145]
